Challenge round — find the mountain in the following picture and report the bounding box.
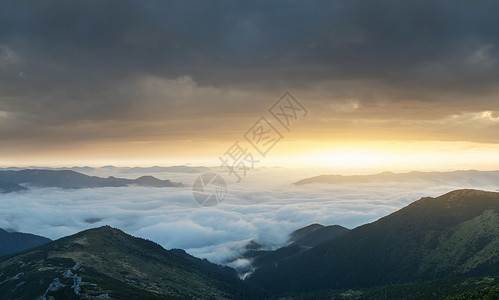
[0,181,28,193]
[289,224,350,247]
[0,167,94,172]
[0,165,210,174]
[112,165,211,174]
[0,169,183,192]
[247,189,499,294]
[236,224,349,277]
[0,229,51,257]
[121,175,182,187]
[0,226,261,300]
[294,170,499,186]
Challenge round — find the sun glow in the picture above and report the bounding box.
[265,140,499,173]
[305,150,390,169]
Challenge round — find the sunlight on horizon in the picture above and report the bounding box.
[3,140,499,174]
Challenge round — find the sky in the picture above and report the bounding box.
[1,1,499,171]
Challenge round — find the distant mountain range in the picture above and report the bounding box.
[0,181,28,193]
[0,229,51,257]
[101,165,211,174]
[0,165,210,174]
[294,170,499,186]
[288,223,350,247]
[1,189,498,299]
[0,169,183,192]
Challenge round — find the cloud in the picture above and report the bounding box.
[2,1,499,150]
[1,168,498,269]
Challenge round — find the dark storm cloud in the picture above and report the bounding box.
[1,0,499,141]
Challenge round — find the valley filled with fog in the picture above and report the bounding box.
[1,167,497,271]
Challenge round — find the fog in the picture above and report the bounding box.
[1,168,498,270]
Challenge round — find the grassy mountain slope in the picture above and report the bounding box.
[283,277,499,300]
[0,226,258,299]
[247,189,499,293]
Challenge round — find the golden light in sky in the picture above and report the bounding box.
[1,2,499,173]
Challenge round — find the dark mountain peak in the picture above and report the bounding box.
[237,223,350,275]
[131,175,183,187]
[136,175,155,180]
[399,189,499,218]
[169,248,188,256]
[289,223,325,241]
[47,225,166,257]
[244,240,263,251]
[66,225,136,244]
[0,226,251,299]
[290,224,349,247]
[82,224,115,233]
[134,175,163,184]
[0,228,51,257]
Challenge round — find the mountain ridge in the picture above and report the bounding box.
[0,165,210,174]
[0,225,259,299]
[0,169,183,192]
[247,189,499,293]
[294,170,499,186]
[0,229,51,257]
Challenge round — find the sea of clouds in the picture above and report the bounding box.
[1,167,498,273]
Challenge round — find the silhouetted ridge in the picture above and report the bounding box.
[0,169,183,191]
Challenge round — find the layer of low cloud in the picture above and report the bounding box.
[1,168,498,268]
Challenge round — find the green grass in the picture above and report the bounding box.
[278,277,499,300]
[0,226,258,299]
